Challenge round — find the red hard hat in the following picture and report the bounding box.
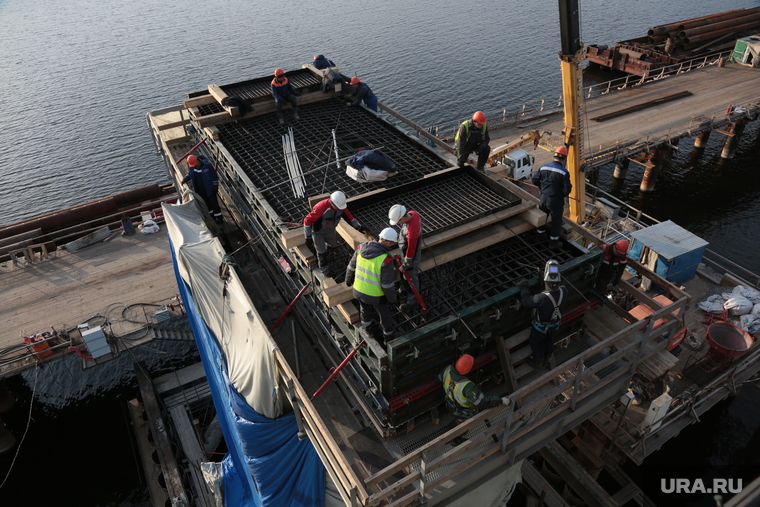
[187,155,198,167]
[472,111,486,124]
[274,68,285,77]
[350,76,361,86]
[615,239,629,255]
[455,354,475,375]
[554,145,568,158]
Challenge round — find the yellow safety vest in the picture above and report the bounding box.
[441,365,474,408]
[353,252,388,297]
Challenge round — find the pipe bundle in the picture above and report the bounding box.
[282,127,306,198]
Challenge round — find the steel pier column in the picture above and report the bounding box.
[639,147,669,192]
[694,131,711,149]
[613,158,629,180]
[721,119,749,159]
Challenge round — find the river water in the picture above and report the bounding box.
[1,0,759,505]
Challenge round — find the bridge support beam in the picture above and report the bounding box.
[639,146,670,192]
[720,119,749,159]
[0,418,16,454]
[694,130,711,149]
[613,158,629,180]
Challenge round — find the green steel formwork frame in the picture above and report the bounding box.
[360,247,603,428]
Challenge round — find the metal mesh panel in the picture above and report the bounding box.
[220,69,322,101]
[217,98,450,223]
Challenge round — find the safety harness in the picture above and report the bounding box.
[532,290,563,334]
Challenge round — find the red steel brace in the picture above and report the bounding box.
[175,138,208,165]
[393,255,429,314]
[312,340,365,399]
[268,282,311,333]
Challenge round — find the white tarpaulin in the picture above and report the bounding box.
[163,197,282,418]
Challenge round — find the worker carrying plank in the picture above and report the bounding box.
[345,228,398,343]
[517,260,569,370]
[455,111,491,172]
[388,204,423,313]
[532,146,572,249]
[304,191,368,278]
[439,354,510,444]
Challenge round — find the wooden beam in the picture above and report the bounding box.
[496,336,519,396]
[336,221,371,250]
[204,126,219,141]
[337,301,360,324]
[294,244,316,267]
[625,257,691,303]
[183,94,216,109]
[281,228,306,249]
[208,83,231,110]
[323,282,354,307]
[157,118,192,131]
[197,90,337,128]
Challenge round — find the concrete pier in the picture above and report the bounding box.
[613,158,629,179]
[721,119,749,159]
[639,147,669,192]
[694,130,711,149]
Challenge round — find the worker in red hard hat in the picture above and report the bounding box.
[595,239,630,295]
[455,111,491,172]
[182,154,223,224]
[346,76,378,112]
[271,68,299,125]
[439,354,510,440]
[531,145,572,250]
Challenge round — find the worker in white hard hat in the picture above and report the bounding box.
[345,228,398,343]
[389,204,423,312]
[304,191,368,277]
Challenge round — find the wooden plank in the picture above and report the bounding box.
[337,301,360,324]
[208,83,230,108]
[183,94,216,109]
[281,228,306,249]
[323,282,354,307]
[308,193,331,208]
[168,405,214,507]
[626,257,691,303]
[294,244,316,267]
[336,221,371,250]
[203,126,219,141]
[157,118,192,131]
[521,206,550,228]
[539,441,617,507]
[197,90,337,128]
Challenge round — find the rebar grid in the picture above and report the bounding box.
[325,232,577,336]
[220,69,322,101]
[350,174,517,236]
[217,98,450,223]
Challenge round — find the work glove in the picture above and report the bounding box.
[401,259,413,272]
[305,236,314,251]
[357,224,369,234]
[345,279,352,287]
[516,278,529,289]
[501,397,511,406]
[457,159,465,169]
[346,101,354,107]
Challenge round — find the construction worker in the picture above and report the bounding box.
[455,111,491,172]
[595,239,629,294]
[532,146,572,249]
[182,155,223,224]
[439,354,510,436]
[345,228,398,343]
[312,54,334,70]
[304,191,368,277]
[517,260,569,370]
[388,204,423,312]
[271,68,299,125]
[347,76,378,112]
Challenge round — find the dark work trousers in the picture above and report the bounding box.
[528,326,555,360]
[401,265,421,306]
[358,300,395,342]
[595,263,614,293]
[458,144,491,170]
[275,94,298,114]
[538,201,564,241]
[201,193,223,222]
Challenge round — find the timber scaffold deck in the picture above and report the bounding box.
[146,64,760,506]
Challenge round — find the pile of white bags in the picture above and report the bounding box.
[697,285,760,333]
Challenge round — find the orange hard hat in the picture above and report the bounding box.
[472,111,486,124]
[274,68,285,77]
[455,354,475,375]
[554,145,568,158]
[187,155,198,167]
[615,239,629,255]
[350,76,361,86]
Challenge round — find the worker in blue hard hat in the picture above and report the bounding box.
[345,228,398,343]
[532,145,572,249]
[517,260,569,370]
[455,111,491,172]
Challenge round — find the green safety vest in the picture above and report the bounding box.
[353,252,388,297]
[454,120,487,148]
[441,366,474,409]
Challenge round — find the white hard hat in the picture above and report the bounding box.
[388,204,407,226]
[379,228,398,242]
[330,191,347,209]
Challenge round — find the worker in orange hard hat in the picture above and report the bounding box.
[531,145,572,249]
[439,354,510,438]
[271,68,299,125]
[182,154,223,224]
[455,111,491,172]
[346,76,378,112]
[595,239,630,296]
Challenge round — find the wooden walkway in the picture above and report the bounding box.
[485,62,760,170]
[0,226,178,362]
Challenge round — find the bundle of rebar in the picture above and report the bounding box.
[282,127,306,198]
